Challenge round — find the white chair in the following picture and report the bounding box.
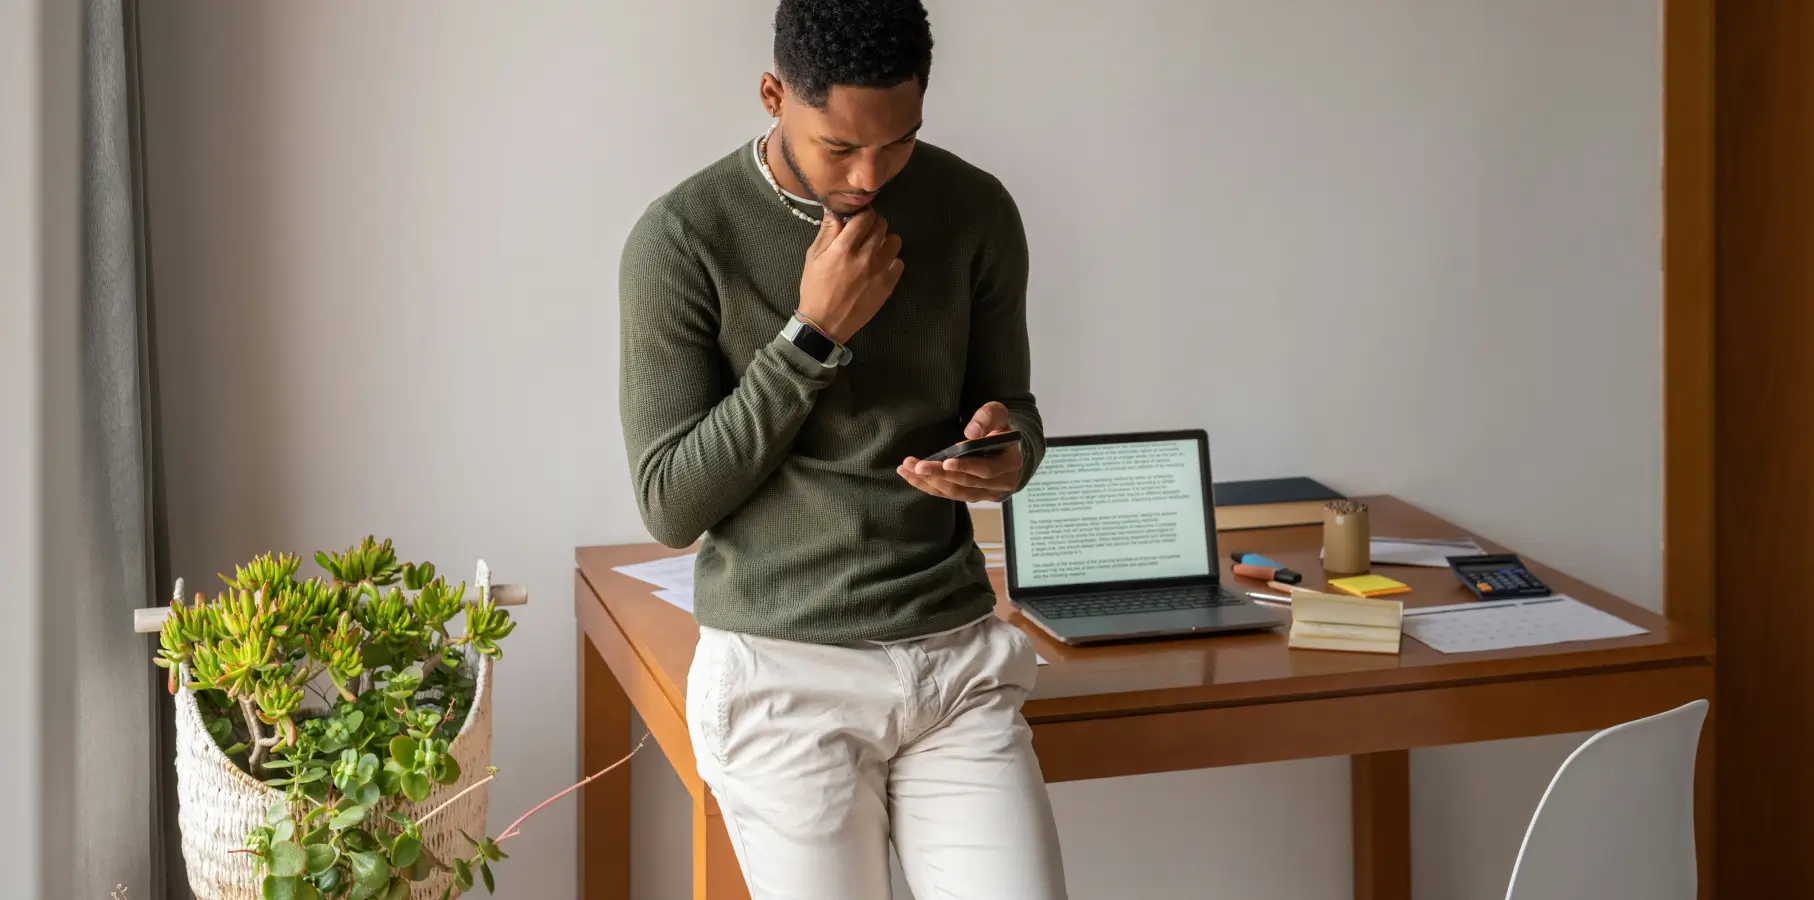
[1503,698,1709,900]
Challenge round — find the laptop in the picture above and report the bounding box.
[1003,430,1288,646]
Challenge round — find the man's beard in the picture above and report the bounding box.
[778,128,837,215]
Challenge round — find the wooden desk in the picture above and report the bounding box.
[574,496,1715,900]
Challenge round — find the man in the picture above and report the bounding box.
[618,1,1067,897]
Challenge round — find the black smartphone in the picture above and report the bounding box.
[923,430,1021,463]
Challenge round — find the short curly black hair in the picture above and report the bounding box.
[774,0,934,109]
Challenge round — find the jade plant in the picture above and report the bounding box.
[155,538,521,900]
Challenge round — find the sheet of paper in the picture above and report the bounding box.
[653,587,694,614]
[612,553,696,591]
[1402,594,1647,653]
[1036,653,1048,666]
[1367,537,1484,568]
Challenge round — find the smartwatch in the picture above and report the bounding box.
[781,315,853,368]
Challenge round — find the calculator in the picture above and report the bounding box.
[1446,553,1552,599]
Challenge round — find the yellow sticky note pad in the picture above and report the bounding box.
[1327,574,1412,598]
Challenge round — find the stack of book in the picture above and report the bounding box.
[1286,588,1403,654]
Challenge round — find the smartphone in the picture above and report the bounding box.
[923,430,1021,463]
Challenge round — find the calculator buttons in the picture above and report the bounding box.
[1447,553,1553,599]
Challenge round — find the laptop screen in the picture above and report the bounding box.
[1006,435,1214,590]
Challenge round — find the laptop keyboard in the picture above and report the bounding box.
[1027,585,1240,620]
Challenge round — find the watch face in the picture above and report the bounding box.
[790,320,839,364]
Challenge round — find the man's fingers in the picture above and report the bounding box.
[856,213,892,257]
[809,207,843,253]
[898,459,1002,502]
[910,457,1016,493]
[911,471,995,502]
[929,467,1014,491]
[965,401,1011,440]
[833,209,881,252]
[898,466,956,501]
[939,452,1017,481]
[943,481,1003,502]
[881,258,905,291]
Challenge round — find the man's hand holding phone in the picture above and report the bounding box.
[898,401,1024,502]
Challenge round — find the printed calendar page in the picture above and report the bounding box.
[1402,595,1647,654]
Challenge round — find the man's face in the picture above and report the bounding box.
[768,79,924,219]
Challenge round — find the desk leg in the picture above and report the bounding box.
[580,631,632,900]
[1353,750,1413,900]
[693,794,750,900]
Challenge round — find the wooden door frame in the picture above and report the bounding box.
[1663,3,1716,896]
[1663,0,1715,633]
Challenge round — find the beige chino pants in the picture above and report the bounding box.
[686,614,1069,900]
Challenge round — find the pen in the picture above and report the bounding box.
[1247,592,1293,607]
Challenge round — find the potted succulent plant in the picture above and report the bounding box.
[152,538,529,900]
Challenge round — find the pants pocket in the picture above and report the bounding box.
[687,627,737,770]
[988,616,1040,693]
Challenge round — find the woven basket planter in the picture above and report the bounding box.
[174,657,495,900]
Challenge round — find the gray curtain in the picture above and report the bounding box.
[79,0,172,897]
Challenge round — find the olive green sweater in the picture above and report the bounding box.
[617,139,1044,643]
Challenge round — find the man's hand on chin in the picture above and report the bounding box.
[898,401,1023,502]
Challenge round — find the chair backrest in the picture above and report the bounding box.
[1504,699,1708,900]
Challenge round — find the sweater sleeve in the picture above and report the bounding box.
[619,201,837,548]
[961,180,1046,492]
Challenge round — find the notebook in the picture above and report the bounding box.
[1212,477,1344,530]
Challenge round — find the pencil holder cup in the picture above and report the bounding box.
[1323,500,1370,575]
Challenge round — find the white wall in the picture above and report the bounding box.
[0,0,81,897]
[140,2,1661,898]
